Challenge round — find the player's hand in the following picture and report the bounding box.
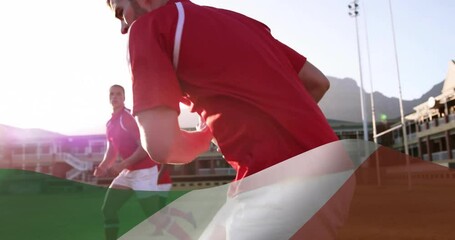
[108,162,125,176]
[94,166,107,177]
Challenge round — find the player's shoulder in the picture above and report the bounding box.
[120,108,138,127]
[130,4,179,33]
[120,108,134,120]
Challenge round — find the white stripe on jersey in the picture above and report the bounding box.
[173,2,185,69]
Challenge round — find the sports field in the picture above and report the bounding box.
[338,184,455,240]
[0,169,187,240]
[2,143,455,240]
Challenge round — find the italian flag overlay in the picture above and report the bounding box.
[1,139,455,239]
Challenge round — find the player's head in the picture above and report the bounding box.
[109,84,125,110]
[106,0,168,34]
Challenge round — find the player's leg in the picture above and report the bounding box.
[130,167,160,216]
[157,183,172,209]
[130,167,169,234]
[101,170,134,240]
[132,167,193,239]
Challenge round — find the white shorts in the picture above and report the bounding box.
[157,183,172,191]
[110,166,159,192]
[155,183,173,197]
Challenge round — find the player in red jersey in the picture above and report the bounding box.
[107,0,336,180]
[94,85,160,240]
[104,1,350,239]
[95,85,195,240]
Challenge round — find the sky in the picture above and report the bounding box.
[0,0,454,135]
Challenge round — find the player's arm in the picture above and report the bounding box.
[297,61,330,103]
[136,107,213,165]
[94,140,118,177]
[274,39,330,103]
[109,143,149,173]
[109,114,151,172]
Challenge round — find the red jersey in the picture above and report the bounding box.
[157,164,172,184]
[106,108,156,171]
[129,0,338,180]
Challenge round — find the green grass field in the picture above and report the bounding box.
[0,169,187,240]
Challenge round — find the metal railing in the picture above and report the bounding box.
[66,168,83,180]
[62,153,93,171]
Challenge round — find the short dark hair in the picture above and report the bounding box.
[110,84,125,94]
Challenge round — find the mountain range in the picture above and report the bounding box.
[318,76,443,123]
[0,124,65,141]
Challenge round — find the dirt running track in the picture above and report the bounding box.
[337,146,455,240]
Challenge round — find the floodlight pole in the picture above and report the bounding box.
[361,0,378,144]
[388,0,409,155]
[348,0,369,142]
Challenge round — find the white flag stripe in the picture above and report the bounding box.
[120,140,378,239]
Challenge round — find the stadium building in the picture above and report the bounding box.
[386,60,455,168]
